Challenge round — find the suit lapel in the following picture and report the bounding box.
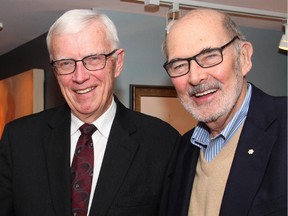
[89,99,139,216]
[43,104,72,216]
[168,131,200,216]
[180,145,200,216]
[220,86,278,215]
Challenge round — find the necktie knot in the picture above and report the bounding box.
[80,123,96,136]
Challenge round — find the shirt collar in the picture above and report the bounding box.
[71,97,117,138]
[191,83,252,146]
[221,83,251,139]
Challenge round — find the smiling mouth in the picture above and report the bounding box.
[195,89,217,97]
[76,87,95,94]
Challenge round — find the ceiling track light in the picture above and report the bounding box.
[279,21,287,51]
[165,2,180,33]
[136,0,287,20]
[144,0,160,7]
[138,0,287,49]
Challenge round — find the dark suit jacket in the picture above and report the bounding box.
[0,97,181,216]
[167,85,287,216]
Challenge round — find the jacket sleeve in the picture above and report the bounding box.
[0,125,16,216]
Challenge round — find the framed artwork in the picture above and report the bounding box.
[0,69,44,137]
[130,84,197,134]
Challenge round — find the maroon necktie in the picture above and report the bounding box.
[71,123,96,216]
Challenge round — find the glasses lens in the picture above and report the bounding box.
[53,60,75,75]
[52,50,117,75]
[166,60,189,77]
[83,55,106,71]
[196,50,223,68]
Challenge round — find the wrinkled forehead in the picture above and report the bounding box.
[166,10,227,58]
[169,9,225,34]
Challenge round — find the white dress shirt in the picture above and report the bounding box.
[70,98,117,213]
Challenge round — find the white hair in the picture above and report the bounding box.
[46,9,119,58]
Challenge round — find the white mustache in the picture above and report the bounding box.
[188,83,221,97]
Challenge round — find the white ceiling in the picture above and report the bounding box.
[0,0,287,56]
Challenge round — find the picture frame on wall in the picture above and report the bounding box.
[130,84,197,135]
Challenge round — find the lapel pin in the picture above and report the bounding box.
[248,149,254,155]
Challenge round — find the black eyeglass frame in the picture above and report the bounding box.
[51,49,118,75]
[163,36,240,78]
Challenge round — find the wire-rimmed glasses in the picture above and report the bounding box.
[51,49,118,75]
[163,36,239,78]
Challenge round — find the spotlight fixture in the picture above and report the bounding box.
[165,2,180,34]
[0,22,3,31]
[144,0,159,7]
[279,22,287,51]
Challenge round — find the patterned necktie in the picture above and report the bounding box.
[71,123,96,216]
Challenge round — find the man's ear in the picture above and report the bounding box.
[114,48,125,78]
[240,41,253,77]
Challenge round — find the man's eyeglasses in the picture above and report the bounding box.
[51,49,118,75]
[163,36,240,78]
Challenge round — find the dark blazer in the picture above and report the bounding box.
[167,85,287,216]
[0,97,181,216]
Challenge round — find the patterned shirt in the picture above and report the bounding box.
[191,84,252,162]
